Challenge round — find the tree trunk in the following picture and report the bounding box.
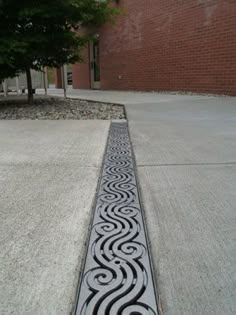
[26,68,33,105]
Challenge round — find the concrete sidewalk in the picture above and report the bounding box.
[2,89,236,314]
[37,87,218,105]
[39,89,236,314]
[0,121,110,314]
[126,97,236,315]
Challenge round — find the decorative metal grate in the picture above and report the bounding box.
[76,122,158,315]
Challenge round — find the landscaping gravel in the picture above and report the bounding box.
[0,97,126,120]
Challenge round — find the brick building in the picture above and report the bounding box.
[57,0,236,95]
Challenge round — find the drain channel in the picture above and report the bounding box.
[76,122,158,315]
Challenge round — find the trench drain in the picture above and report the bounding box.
[75,122,158,315]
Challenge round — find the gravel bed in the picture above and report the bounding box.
[0,97,126,120]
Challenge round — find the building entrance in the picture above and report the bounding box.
[90,40,100,89]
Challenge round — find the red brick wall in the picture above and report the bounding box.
[72,44,90,89]
[54,68,62,89]
[99,0,236,95]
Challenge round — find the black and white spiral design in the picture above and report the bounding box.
[76,123,158,315]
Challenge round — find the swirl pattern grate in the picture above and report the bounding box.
[76,122,158,315]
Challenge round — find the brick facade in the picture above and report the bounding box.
[54,68,62,89]
[71,0,236,95]
[72,44,90,89]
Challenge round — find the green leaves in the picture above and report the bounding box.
[0,0,119,81]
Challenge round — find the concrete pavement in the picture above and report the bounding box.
[37,88,217,105]
[40,89,236,314]
[0,121,110,314]
[126,97,236,315]
[1,89,236,314]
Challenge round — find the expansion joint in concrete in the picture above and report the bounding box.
[138,162,236,167]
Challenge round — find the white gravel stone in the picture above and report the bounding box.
[0,97,125,120]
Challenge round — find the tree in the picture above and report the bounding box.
[0,0,119,104]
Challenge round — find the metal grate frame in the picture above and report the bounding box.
[76,122,158,315]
